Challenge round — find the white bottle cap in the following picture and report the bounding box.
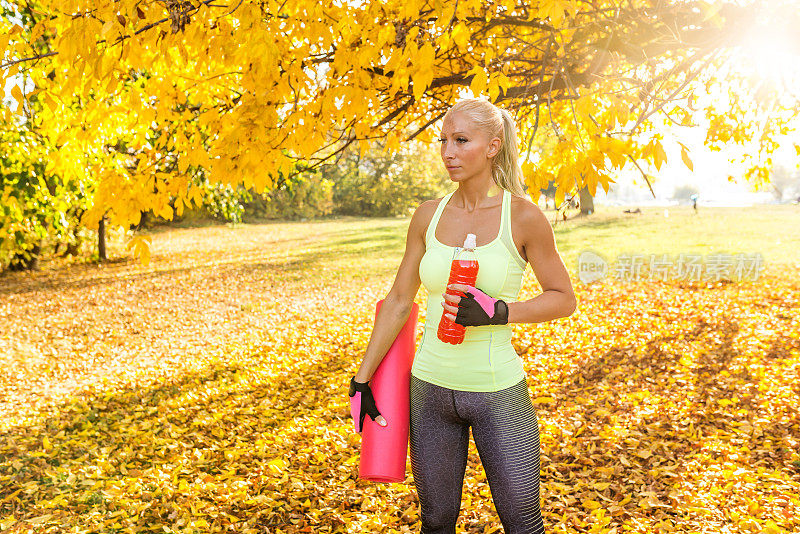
[464,233,477,249]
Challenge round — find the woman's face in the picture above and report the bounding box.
[439,112,500,182]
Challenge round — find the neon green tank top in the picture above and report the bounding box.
[411,188,528,392]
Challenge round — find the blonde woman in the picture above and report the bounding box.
[350,98,577,533]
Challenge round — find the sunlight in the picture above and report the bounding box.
[735,12,800,92]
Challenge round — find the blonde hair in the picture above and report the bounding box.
[442,98,527,197]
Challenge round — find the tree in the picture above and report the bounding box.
[766,164,800,202]
[540,180,558,209]
[327,138,452,217]
[578,185,594,215]
[0,119,95,271]
[672,184,700,201]
[2,0,798,263]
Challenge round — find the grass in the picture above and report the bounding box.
[551,204,800,269]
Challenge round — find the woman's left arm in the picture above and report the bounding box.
[506,200,577,324]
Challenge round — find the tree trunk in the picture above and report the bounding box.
[98,215,107,261]
[579,186,595,215]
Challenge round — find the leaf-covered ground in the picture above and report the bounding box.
[1,215,799,533]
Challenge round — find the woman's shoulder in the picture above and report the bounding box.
[414,196,443,217]
[509,193,544,221]
[408,197,443,239]
[508,193,551,250]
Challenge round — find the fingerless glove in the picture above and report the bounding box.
[349,377,383,433]
[454,285,509,327]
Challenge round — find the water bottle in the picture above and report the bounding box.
[437,233,479,345]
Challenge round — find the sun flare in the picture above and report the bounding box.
[734,12,800,91]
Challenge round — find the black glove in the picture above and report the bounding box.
[349,376,385,433]
[453,285,509,326]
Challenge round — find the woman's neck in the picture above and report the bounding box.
[454,181,502,212]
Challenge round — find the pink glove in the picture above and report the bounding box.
[445,284,509,326]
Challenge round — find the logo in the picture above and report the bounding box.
[577,250,608,284]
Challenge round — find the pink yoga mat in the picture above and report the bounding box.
[359,300,419,483]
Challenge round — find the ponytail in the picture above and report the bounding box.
[493,109,527,197]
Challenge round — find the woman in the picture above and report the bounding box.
[349,98,577,534]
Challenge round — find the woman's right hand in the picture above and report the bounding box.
[349,376,387,432]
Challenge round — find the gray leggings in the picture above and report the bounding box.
[409,375,545,534]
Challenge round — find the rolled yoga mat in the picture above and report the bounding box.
[359,300,419,483]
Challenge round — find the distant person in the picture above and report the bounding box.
[349,97,577,533]
[690,193,699,212]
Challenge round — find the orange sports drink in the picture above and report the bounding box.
[438,233,478,345]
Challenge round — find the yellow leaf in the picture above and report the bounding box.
[680,145,693,171]
[554,185,566,207]
[698,0,724,28]
[27,515,53,525]
[101,20,114,37]
[158,204,173,221]
[268,458,286,472]
[488,75,501,103]
[0,33,10,55]
[126,235,152,266]
[653,140,667,171]
[42,436,52,450]
[469,66,487,96]
[413,67,433,102]
[539,0,567,26]
[451,23,470,50]
[582,499,601,510]
[11,84,26,114]
[531,396,554,404]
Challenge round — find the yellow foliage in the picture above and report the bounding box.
[125,235,152,266]
[1,0,794,267]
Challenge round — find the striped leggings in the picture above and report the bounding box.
[409,374,545,534]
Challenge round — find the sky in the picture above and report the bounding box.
[593,129,800,207]
[592,29,800,207]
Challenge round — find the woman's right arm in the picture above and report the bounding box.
[353,200,433,382]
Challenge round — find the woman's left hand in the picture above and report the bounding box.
[442,284,509,326]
